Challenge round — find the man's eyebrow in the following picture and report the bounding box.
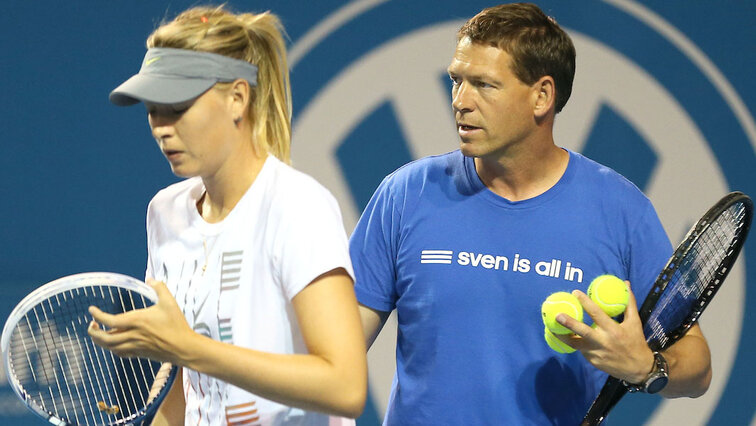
[447,70,501,84]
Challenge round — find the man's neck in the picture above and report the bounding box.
[474,144,569,202]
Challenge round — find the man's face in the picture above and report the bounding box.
[447,37,538,160]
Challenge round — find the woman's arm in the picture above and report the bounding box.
[151,366,185,426]
[88,268,367,418]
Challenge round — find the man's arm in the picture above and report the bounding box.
[359,304,391,350]
[655,324,711,398]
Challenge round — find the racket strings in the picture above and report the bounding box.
[94,285,154,421]
[46,295,86,425]
[109,285,153,414]
[84,286,129,423]
[65,295,110,426]
[33,302,73,421]
[99,285,138,418]
[7,284,164,425]
[645,202,748,348]
[11,290,102,425]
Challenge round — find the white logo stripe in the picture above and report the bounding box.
[421,249,453,264]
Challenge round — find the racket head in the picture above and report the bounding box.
[1,272,177,425]
[639,191,752,351]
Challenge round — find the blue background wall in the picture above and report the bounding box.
[1,1,753,424]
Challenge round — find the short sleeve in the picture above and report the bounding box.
[627,200,674,300]
[349,176,402,312]
[273,183,354,301]
[145,199,157,281]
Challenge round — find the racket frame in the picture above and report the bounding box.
[637,192,753,348]
[1,272,175,426]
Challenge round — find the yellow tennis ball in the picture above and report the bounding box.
[587,275,629,317]
[544,326,576,354]
[541,291,583,335]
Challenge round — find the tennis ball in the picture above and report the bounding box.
[544,326,576,354]
[541,292,583,335]
[587,275,629,317]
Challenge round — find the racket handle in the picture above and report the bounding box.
[581,377,629,425]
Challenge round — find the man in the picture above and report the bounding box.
[350,3,711,424]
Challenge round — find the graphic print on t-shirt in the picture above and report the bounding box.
[421,248,586,283]
[225,400,261,426]
[218,250,244,344]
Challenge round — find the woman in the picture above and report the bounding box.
[88,5,367,425]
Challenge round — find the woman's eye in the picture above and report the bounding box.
[146,105,183,117]
[171,105,189,114]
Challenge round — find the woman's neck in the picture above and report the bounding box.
[197,150,268,223]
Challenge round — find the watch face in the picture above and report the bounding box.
[646,376,669,394]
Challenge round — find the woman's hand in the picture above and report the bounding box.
[88,279,196,366]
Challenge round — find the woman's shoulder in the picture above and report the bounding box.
[264,156,340,209]
[147,177,203,215]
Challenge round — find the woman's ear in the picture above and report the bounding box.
[229,78,251,124]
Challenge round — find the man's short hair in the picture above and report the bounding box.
[458,3,576,113]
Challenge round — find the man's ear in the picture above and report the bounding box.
[533,75,556,120]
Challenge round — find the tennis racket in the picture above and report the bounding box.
[1,272,177,425]
[581,191,753,425]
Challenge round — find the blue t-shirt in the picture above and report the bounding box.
[350,149,672,425]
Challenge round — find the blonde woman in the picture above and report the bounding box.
[88,5,367,425]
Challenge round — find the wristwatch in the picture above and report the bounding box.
[623,351,669,394]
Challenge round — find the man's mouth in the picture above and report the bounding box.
[458,123,480,132]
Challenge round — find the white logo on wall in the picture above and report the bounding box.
[292,3,749,423]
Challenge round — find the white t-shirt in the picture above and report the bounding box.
[145,155,356,426]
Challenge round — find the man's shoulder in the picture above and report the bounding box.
[566,151,657,222]
[383,150,462,186]
[570,151,648,199]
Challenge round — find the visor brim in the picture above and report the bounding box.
[109,74,217,106]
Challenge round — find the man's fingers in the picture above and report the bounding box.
[621,281,641,323]
[555,312,593,338]
[572,290,616,329]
